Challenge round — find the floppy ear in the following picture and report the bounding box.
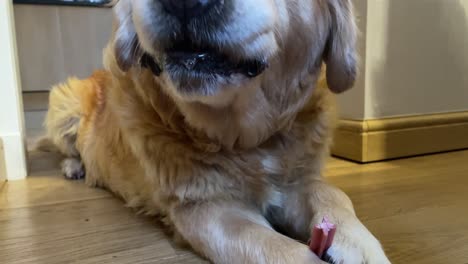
[112,0,142,71]
[324,0,358,93]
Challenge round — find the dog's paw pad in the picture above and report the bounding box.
[61,158,85,180]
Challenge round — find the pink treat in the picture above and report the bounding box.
[309,217,336,259]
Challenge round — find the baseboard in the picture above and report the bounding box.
[0,138,6,181]
[23,91,49,111]
[332,111,468,162]
[0,134,27,180]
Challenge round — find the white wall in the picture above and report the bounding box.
[338,0,468,120]
[0,1,27,180]
[336,0,367,120]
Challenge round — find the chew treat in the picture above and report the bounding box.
[309,217,336,259]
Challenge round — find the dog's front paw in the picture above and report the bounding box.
[61,158,85,180]
[314,217,390,264]
[324,239,389,264]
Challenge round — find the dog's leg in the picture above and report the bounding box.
[171,201,326,264]
[277,181,391,264]
[304,181,390,264]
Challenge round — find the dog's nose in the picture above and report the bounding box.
[159,0,216,19]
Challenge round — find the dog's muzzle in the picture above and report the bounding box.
[158,0,219,20]
[140,0,269,80]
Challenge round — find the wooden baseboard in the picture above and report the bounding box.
[332,111,468,162]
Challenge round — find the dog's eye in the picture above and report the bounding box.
[244,59,269,78]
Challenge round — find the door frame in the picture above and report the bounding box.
[0,0,27,180]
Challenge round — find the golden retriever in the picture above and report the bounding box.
[43,0,390,263]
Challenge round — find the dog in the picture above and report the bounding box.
[43,0,391,263]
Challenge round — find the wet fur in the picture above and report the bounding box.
[44,0,390,263]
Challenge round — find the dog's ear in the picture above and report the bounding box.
[112,0,141,71]
[324,0,358,93]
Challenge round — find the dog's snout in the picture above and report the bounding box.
[159,0,217,20]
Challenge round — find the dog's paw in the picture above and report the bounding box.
[323,231,390,264]
[314,217,390,264]
[61,158,85,180]
[324,240,390,264]
[323,244,362,264]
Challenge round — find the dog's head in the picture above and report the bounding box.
[110,0,357,106]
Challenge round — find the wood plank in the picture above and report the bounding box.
[324,150,468,264]
[0,198,206,264]
[1,150,468,263]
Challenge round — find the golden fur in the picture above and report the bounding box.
[44,0,390,263]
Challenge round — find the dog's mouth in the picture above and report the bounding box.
[165,50,268,78]
[143,42,268,80]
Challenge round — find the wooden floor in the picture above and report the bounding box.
[1,150,468,264]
